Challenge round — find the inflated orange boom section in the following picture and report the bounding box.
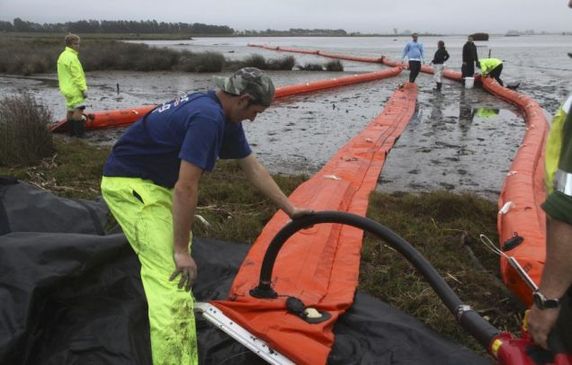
[248,44,463,81]
[50,67,401,132]
[250,44,550,307]
[48,105,156,133]
[213,83,418,365]
[275,67,401,98]
[482,77,548,306]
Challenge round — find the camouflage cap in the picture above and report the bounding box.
[214,67,275,107]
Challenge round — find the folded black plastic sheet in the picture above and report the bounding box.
[0,232,152,365]
[0,177,108,235]
[329,293,492,365]
[0,179,491,364]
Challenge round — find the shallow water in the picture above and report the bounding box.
[1,35,571,201]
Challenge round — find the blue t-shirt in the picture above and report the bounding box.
[103,91,251,188]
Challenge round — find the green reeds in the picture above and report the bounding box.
[0,93,54,166]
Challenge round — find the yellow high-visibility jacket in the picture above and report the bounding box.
[57,47,87,99]
[545,95,572,193]
[479,58,502,76]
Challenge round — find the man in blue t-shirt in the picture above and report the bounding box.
[101,67,312,365]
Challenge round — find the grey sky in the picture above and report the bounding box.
[0,0,570,34]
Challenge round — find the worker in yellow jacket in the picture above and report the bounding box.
[57,33,87,137]
[477,58,504,86]
[524,2,572,354]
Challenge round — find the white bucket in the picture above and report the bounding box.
[464,77,475,89]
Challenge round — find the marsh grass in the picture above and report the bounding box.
[363,191,522,352]
[0,93,54,166]
[237,54,296,71]
[175,52,226,73]
[265,56,296,70]
[325,59,344,71]
[298,63,324,71]
[0,37,60,75]
[0,136,110,197]
[296,60,345,71]
[192,160,307,242]
[240,54,267,70]
[0,35,295,75]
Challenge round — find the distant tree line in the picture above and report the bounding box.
[0,18,234,34]
[0,17,352,36]
[237,28,348,36]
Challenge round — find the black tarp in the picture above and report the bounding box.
[0,179,492,364]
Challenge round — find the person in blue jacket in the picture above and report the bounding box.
[401,33,424,83]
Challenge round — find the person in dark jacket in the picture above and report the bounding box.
[430,40,450,91]
[462,36,479,83]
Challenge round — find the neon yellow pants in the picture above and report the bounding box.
[101,176,198,365]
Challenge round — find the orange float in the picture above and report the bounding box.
[249,44,464,82]
[482,77,549,306]
[275,67,401,98]
[49,105,156,133]
[50,68,401,133]
[213,83,418,365]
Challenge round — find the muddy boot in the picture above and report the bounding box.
[70,116,86,138]
[76,115,86,138]
[68,119,76,137]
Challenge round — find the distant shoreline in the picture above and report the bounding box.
[2,31,571,42]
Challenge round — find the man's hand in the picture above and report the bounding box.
[527,306,560,349]
[169,251,197,292]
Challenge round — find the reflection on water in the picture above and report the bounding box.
[429,93,444,124]
[458,90,475,134]
[378,83,523,200]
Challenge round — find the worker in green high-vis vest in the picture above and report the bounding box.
[477,58,504,86]
[527,0,572,353]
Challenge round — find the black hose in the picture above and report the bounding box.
[249,210,500,349]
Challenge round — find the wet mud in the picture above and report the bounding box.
[1,35,570,201]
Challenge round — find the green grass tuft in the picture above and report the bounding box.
[0,93,54,166]
[325,59,344,71]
